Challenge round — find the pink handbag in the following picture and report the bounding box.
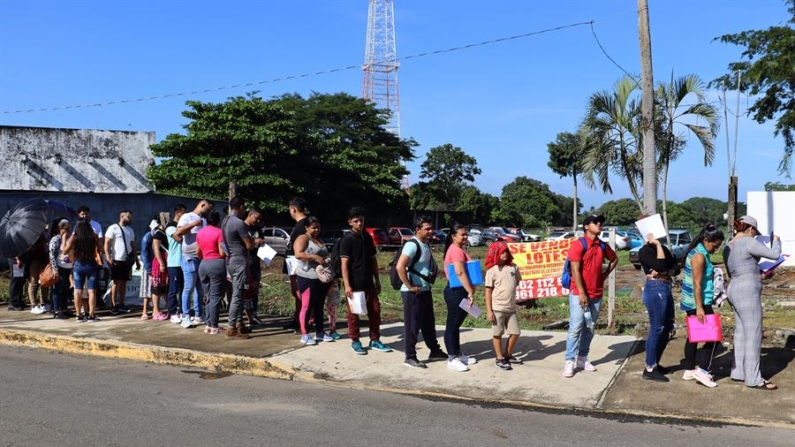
[686,314,723,343]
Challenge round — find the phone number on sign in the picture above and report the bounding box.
[515,278,567,300]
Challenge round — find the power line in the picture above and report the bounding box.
[1,20,593,115]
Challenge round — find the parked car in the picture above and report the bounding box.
[488,227,521,242]
[446,227,482,247]
[431,229,447,245]
[510,228,541,242]
[469,228,497,246]
[547,230,584,241]
[598,230,629,250]
[628,229,693,270]
[366,227,389,250]
[387,227,415,246]
[627,232,644,249]
[261,227,291,255]
[321,229,350,251]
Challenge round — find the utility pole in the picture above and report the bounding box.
[727,71,742,231]
[638,0,657,215]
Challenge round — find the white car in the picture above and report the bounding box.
[441,227,482,247]
[598,230,629,250]
[546,230,583,241]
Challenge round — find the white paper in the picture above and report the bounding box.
[284,256,299,275]
[257,244,278,265]
[348,291,368,315]
[12,264,24,278]
[635,214,667,241]
[459,298,481,318]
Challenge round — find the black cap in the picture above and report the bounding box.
[582,215,605,229]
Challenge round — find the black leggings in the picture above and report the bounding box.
[683,305,716,370]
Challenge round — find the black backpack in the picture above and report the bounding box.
[327,235,347,280]
[389,239,437,290]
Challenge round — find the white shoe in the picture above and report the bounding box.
[180,318,192,329]
[447,358,469,372]
[170,314,182,324]
[690,368,717,388]
[563,360,575,378]
[576,356,597,372]
[30,305,45,314]
[192,316,205,325]
[459,354,477,366]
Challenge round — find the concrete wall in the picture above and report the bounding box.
[746,191,795,266]
[0,125,155,193]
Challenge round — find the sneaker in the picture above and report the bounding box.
[192,316,205,325]
[30,305,45,314]
[447,358,469,372]
[301,334,317,345]
[54,312,70,320]
[329,332,342,341]
[426,349,448,361]
[351,341,366,355]
[180,317,192,329]
[314,332,334,342]
[656,365,670,374]
[153,312,169,321]
[109,306,120,316]
[505,355,523,365]
[7,305,23,311]
[459,355,477,366]
[690,368,717,388]
[576,356,597,372]
[496,358,513,371]
[76,315,86,323]
[369,340,393,352]
[170,314,182,324]
[404,357,427,368]
[682,368,713,381]
[642,369,670,382]
[117,303,131,313]
[87,315,100,323]
[563,360,575,378]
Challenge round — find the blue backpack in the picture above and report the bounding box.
[140,230,155,273]
[561,238,606,289]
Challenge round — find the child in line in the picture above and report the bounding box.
[325,280,342,340]
[484,242,523,371]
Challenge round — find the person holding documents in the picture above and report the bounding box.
[442,224,478,372]
[724,215,781,391]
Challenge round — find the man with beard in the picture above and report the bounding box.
[104,211,140,315]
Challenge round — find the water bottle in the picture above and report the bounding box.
[582,305,595,331]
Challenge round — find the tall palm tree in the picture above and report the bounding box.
[656,73,719,240]
[580,76,645,213]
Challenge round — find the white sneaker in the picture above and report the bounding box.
[459,354,477,366]
[447,358,469,372]
[192,316,205,325]
[690,368,717,388]
[576,356,597,372]
[563,360,575,378]
[170,314,182,324]
[30,305,45,314]
[682,368,713,381]
[180,318,192,329]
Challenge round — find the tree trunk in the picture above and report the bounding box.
[638,0,657,215]
[661,162,672,249]
[572,174,578,231]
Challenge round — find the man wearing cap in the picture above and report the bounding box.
[563,214,618,378]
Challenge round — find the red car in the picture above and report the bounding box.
[366,227,389,250]
[387,227,415,246]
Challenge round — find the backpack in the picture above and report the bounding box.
[389,239,437,290]
[140,230,155,273]
[561,237,606,289]
[327,233,349,280]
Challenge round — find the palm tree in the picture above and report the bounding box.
[656,73,719,240]
[580,76,645,213]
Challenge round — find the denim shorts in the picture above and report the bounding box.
[73,260,100,290]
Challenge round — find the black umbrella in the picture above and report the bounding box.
[0,198,77,258]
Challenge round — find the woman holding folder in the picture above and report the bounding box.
[442,224,478,372]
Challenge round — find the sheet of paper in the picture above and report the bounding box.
[459,298,481,318]
[257,244,278,265]
[284,256,299,275]
[12,264,24,278]
[635,214,666,241]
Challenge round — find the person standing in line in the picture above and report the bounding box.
[724,216,781,391]
[294,216,333,345]
[396,215,445,368]
[197,210,227,335]
[283,198,309,331]
[76,205,106,300]
[49,219,74,320]
[339,207,392,355]
[679,223,725,388]
[638,232,679,382]
[104,211,139,316]
[244,209,265,325]
[7,257,26,311]
[223,196,254,339]
[563,215,618,378]
[484,241,523,371]
[63,220,102,322]
[22,234,50,314]
[442,224,478,372]
[166,204,187,323]
[143,214,170,320]
[175,199,214,328]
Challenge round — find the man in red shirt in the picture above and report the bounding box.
[563,215,618,378]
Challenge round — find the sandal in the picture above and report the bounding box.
[751,380,778,391]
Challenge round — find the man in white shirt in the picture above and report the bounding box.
[175,199,214,328]
[104,210,140,315]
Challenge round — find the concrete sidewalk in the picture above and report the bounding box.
[0,307,792,427]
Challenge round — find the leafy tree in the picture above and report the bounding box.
[497,177,573,227]
[148,92,416,220]
[712,0,795,174]
[457,185,499,225]
[580,76,644,212]
[595,198,641,226]
[656,73,719,243]
[680,197,729,225]
[547,131,585,230]
[764,181,795,191]
[416,143,481,210]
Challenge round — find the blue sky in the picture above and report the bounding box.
[1,0,791,210]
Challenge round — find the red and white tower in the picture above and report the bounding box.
[363,0,400,137]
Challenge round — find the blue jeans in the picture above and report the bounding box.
[565,295,602,361]
[443,285,469,358]
[167,266,184,315]
[51,267,72,312]
[642,280,674,368]
[73,260,99,291]
[180,256,204,319]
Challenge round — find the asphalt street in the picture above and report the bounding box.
[0,346,792,446]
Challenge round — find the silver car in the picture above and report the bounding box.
[261,227,290,256]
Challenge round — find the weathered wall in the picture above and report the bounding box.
[0,125,155,193]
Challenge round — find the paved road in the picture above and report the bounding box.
[0,346,791,446]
